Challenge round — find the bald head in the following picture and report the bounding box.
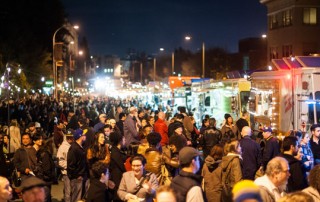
[158,111,165,120]
[241,126,251,137]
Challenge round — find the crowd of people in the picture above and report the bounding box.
[0,94,319,202]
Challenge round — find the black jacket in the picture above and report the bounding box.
[35,148,55,182]
[67,142,88,180]
[109,146,127,200]
[279,153,308,192]
[86,178,108,202]
[239,136,261,180]
[171,170,205,202]
[261,136,280,169]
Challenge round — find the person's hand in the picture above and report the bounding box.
[108,180,115,189]
[125,193,137,201]
[142,181,153,194]
[304,161,311,167]
[25,168,30,174]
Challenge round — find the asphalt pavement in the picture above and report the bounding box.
[51,180,64,202]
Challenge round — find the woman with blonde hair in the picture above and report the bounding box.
[220,140,243,202]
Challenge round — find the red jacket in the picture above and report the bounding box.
[154,118,169,146]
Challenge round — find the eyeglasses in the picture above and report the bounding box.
[282,169,290,174]
[132,164,142,167]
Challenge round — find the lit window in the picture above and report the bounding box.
[270,14,278,29]
[303,8,317,25]
[282,9,292,27]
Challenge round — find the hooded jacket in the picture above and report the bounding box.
[202,155,222,202]
[220,154,242,202]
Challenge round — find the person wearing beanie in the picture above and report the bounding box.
[232,180,262,202]
[221,113,238,144]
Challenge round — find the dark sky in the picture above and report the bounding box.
[62,0,267,57]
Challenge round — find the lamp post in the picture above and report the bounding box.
[184,35,205,77]
[153,58,156,82]
[52,24,79,100]
[172,52,175,75]
[202,42,205,78]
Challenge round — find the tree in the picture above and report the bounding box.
[0,0,66,89]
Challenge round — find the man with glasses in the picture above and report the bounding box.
[279,136,308,192]
[254,157,290,201]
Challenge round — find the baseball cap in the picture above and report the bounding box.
[179,147,201,165]
[66,129,74,137]
[263,127,272,132]
[73,129,84,140]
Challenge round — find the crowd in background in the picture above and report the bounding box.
[0,94,319,202]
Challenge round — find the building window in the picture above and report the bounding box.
[303,8,317,25]
[270,47,278,60]
[270,14,278,29]
[282,9,292,27]
[282,45,292,57]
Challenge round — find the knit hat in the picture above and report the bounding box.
[224,113,232,120]
[232,180,262,202]
[171,122,184,131]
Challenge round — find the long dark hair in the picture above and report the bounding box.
[91,132,108,160]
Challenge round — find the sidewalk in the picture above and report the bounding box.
[51,180,64,202]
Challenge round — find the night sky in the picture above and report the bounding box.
[62,0,267,57]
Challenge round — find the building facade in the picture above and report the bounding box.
[260,0,320,61]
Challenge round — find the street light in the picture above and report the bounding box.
[52,24,79,100]
[184,35,205,77]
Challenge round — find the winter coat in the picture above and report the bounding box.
[35,148,55,182]
[154,118,169,146]
[279,153,308,192]
[144,148,162,176]
[202,155,222,202]
[239,136,261,180]
[220,124,238,143]
[109,146,127,201]
[86,178,108,202]
[117,171,158,202]
[123,115,139,147]
[67,142,88,180]
[220,154,242,202]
